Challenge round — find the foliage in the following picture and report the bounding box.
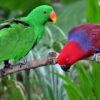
[0,76,24,100]
[0,0,51,14]
[86,0,100,23]
[54,0,100,100]
[55,62,100,100]
[60,0,78,3]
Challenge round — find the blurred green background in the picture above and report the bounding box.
[0,0,100,100]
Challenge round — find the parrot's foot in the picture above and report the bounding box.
[95,53,100,62]
[61,65,70,72]
[19,63,25,68]
[1,69,5,76]
[1,67,13,76]
[1,64,13,76]
[19,59,30,70]
[4,63,13,69]
[19,59,27,68]
[4,60,13,69]
[0,61,13,76]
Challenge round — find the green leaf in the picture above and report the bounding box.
[64,84,82,100]
[47,84,55,100]
[0,77,24,100]
[87,0,100,23]
[77,63,95,100]
[60,0,78,3]
[92,62,100,100]
[7,82,24,100]
[0,0,51,14]
[54,72,85,100]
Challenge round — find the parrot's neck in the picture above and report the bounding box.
[57,41,94,66]
[20,17,44,27]
[20,17,45,44]
[34,26,45,44]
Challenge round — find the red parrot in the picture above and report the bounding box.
[57,23,100,71]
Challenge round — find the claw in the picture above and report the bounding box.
[4,60,13,69]
[19,63,25,68]
[19,59,30,69]
[5,64,13,69]
[95,53,100,62]
[4,64,13,69]
[1,69,5,76]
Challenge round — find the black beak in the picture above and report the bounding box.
[49,18,52,22]
[60,65,70,72]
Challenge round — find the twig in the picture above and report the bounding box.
[0,52,100,77]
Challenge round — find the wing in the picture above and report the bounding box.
[69,23,100,53]
[69,23,95,34]
[91,27,100,53]
[0,19,37,62]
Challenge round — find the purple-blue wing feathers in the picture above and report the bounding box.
[68,23,100,53]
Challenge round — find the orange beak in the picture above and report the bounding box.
[50,10,57,24]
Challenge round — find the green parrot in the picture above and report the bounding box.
[0,5,57,70]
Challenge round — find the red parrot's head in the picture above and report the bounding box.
[57,41,93,66]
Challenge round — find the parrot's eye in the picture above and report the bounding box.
[66,58,69,61]
[43,11,47,14]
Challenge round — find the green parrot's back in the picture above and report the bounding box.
[0,21,37,62]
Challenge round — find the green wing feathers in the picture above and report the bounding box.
[0,20,37,62]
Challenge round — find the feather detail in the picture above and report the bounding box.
[0,19,30,31]
[10,20,30,27]
[91,27,100,52]
[0,24,10,30]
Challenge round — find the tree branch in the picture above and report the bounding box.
[0,52,58,77]
[0,52,100,77]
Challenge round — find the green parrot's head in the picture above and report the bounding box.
[27,5,57,25]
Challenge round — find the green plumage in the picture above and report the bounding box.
[0,5,53,62]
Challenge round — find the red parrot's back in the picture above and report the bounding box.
[69,23,100,53]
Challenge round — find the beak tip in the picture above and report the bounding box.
[61,65,70,72]
[53,20,56,24]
